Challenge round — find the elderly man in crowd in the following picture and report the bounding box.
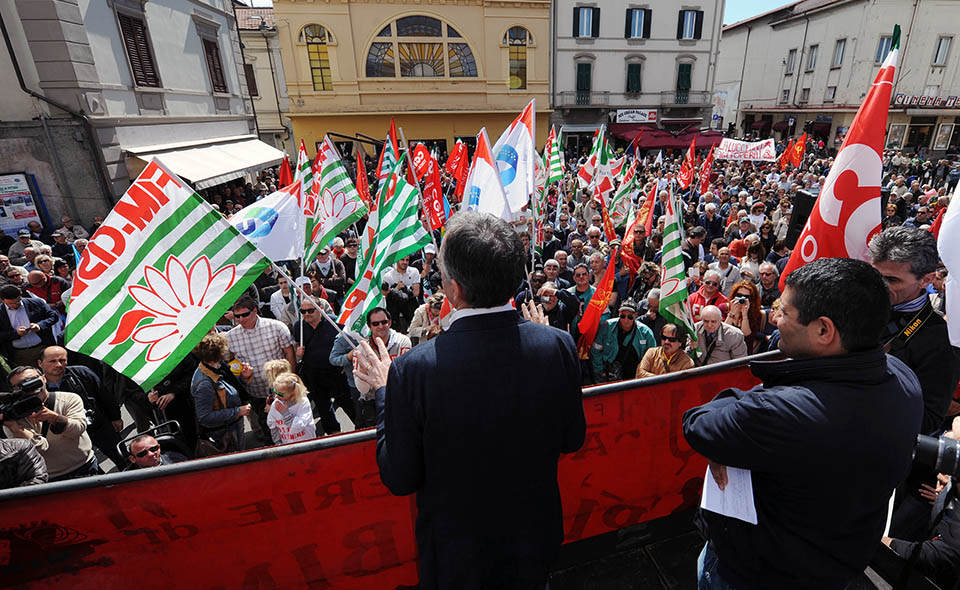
[689,269,729,322]
[8,229,43,267]
[694,305,747,366]
[58,216,89,242]
[591,298,656,383]
[542,258,570,290]
[635,322,695,378]
[757,262,782,308]
[2,366,100,481]
[708,247,741,297]
[224,295,296,444]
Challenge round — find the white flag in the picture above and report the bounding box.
[937,182,960,346]
[230,180,302,261]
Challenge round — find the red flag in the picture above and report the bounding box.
[778,139,795,171]
[621,212,644,276]
[278,153,293,188]
[576,249,619,359]
[930,207,946,240]
[421,152,447,231]
[628,130,644,155]
[411,144,432,181]
[637,183,658,236]
[354,147,370,210]
[779,26,901,290]
[698,146,715,195]
[791,132,807,167]
[677,138,696,190]
[444,140,470,201]
[594,186,618,243]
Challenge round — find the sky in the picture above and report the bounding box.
[239,0,792,27]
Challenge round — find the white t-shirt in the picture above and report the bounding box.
[382,265,420,289]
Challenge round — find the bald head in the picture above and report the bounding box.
[27,270,46,287]
[701,305,722,335]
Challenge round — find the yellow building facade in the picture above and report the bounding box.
[273,0,550,158]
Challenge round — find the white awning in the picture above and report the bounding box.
[560,124,601,134]
[126,136,285,189]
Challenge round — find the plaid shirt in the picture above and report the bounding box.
[225,317,294,398]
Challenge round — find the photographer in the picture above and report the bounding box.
[2,366,100,481]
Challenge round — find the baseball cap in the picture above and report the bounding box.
[17,229,30,237]
[424,243,437,255]
[318,246,329,255]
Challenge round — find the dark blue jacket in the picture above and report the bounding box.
[376,310,586,589]
[0,297,59,358]
[683,349,923,590]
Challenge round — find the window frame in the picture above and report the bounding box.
[626,62,642,94]
[785,48,797,75]
[574,6,600,39]
[832,38,845,69]
[806,44,818,71]
[800,87,810,103]
[366,18,478,79]
[625,8,651,40]
[301,25,334,91]
[201,37,228,94]
[243,63,258,97]
[781,89,790,104]
[933,36,951,66]
[876,36,892,64]
[116,10,162,89]
[678,9,703,40]
[825,86,837,103]
[505,26,529,90]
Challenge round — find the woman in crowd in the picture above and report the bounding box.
[758,220,776,254]
[882,203,903,229]
[408,292,445,346]
[739,240,767,281]
[53,259,72,284]
[725,280,771,355]
[191,333,252,454]
[266,372,316,445]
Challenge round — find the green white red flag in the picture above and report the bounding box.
[545,125,564,185]
[65,159,269,390]
[779,25,901,290]
[304,136,368,264]
[376,119,400,193]
[339,154,431,332]
[294,139,314,204]
[659,185,698,348]
[610,159,638,227]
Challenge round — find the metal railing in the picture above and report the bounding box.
[660,90,711,106]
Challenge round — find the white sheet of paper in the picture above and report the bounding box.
[700,466,759,525]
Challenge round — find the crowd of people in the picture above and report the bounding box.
[0,133,958,586]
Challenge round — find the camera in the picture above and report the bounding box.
[14,376,44,395]
[913,434,960,478]
[735,296,749,304]
[0,392,43,421]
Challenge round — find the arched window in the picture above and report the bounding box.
[300,24,333,91]
[504,27,530,90]
[366,16,477,78]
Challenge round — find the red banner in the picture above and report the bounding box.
[421,153,447,231]
[411,143,431,182]
[444,140,469,201]
[0,363,766,589]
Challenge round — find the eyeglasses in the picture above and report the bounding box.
[234,310,253,318]
[704,280,719,287]
[135,445,160,458]
[271,388,288,398]
[734,293,752,299]
[368,319,389,327]
[660,334,682,343]
[759,271,775,276]
[619,313,636,320]
[574,272,588,278]
[300,308,316,314]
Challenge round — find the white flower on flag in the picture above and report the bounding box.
[112,255,237,362]
[311,187,359,245]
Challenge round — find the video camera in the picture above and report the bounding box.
[0,391,43,421]
[913,434,960,479]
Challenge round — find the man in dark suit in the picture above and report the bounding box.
[0,285,59,367]
[356,211,586,590]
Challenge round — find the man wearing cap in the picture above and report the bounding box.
[412,244,440,296]
[8,230,43,267]
[57,216,88,243]
[341,237,361,289]
[591,298,656,383]
[50,230,73,264]
[310,247,346,303]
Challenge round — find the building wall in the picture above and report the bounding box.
[718,0,960,152]
[551,0,725,135]
[240,28,291,151]
[274,0,551,153]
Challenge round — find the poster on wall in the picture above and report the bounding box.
[0,173,43,236]
[886,124,906,149]
[714,138,777,161]
[933,124,954,151]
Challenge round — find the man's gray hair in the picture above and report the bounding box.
[703,269,721,283]
[759,262,779,276]
[648,288,661,299]
[704,202,717,212]
[439,211,525,307]
[589,251,605,263]
[868,225,939,278]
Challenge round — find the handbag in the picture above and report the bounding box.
[195,428,238,458]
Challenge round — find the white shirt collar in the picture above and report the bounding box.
[443,302,516,330]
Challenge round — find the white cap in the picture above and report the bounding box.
[424,243,437,255]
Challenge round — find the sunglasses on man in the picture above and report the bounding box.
[368,319,389,327]
[135,445,160,458]
[234,310,253,318]
[660,334,682,343]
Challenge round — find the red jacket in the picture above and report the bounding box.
[26,276,68,312]
[689,287,728,322]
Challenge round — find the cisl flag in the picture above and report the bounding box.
[465,128,509,220]
[492,99,536,214]
[677,138,696,190]
[230,180,302,261]
[780,25,902,290]
[444,139,469,201]
[65,159,269,390]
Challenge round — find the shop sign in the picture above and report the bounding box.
[616,109,658,123]
[894,94,958,108]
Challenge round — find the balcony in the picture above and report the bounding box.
[660,90,711,107]
[556,90,610,107]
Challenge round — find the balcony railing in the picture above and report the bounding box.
[557,90,610,107]
[660,90,711,106]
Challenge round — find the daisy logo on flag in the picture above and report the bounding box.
[109,255,238,362]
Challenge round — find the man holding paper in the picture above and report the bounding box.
[682,258,922,590]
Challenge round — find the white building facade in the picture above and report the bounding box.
[236,6,291,151]
[0,0,281,224]
[550,0,726,153]
[716,0,960,155]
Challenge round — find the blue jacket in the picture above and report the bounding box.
[590,318,655,378]
[683,349,923,590]
[0,297,59,357]
[376,310,586,589]
[190,364,242,434]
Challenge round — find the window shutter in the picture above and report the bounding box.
[243,63,258,97]
[573,7,580,37]
[591,8,600,38]
[694,10,704,39]
[643,9,652,39]
[203,39,227,93]
[677,11,684,39]
[625,9,633,39]
[118,13,160,87]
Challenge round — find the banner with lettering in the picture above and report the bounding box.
[714,138,777,162]
[65,158,269,390]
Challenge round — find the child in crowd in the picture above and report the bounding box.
[266,372,316,445]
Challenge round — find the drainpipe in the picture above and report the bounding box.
[734,26,751,131]
[791,16,809,110]
[0,10,115,209]
[262,27,289,147]
[892,0,921,100]
[232,8,259,137]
